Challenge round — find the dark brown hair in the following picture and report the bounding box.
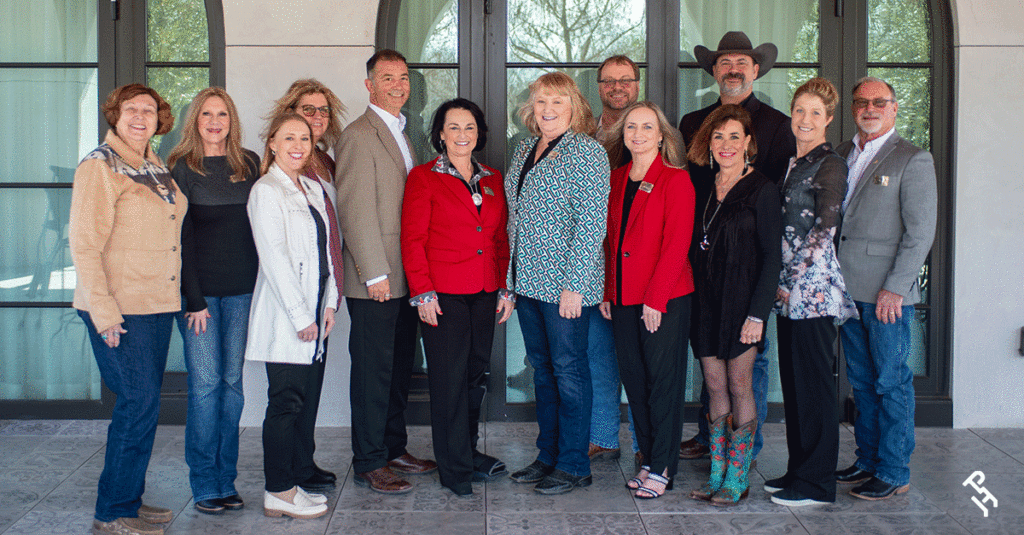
[686,104,757,167]
[366,49,408,77]
[102,83,174,136]
[597,55,640,81]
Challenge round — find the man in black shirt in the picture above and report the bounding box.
[678,31,796,466]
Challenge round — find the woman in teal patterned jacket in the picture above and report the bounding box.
[505,72,610,496]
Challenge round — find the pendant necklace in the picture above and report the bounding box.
[700,193,721,251]
[469,180,483,206]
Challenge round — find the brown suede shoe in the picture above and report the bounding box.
[355,466,414,494]
[92,517,164,535]
[679,436,710,459]
[387,453,438,475]
[587,443,621,460]
[137,504,172,524]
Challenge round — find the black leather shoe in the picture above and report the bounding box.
[218,494,244,510]
[850,476,910,500]
[194,499,225,515]
[534,469,592,495]
[763,474,792,493]
[509,460,555,484]
[299,471,336,492]
[314,465,337,483]
[443,481,474,496]
[835,465,874,484]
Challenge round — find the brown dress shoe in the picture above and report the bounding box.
[388,453,438,474]
[354,466,414,494]
[137,504,173,524]
[92,517,164,535]
[587,443,621,460]
[679,436,710,459]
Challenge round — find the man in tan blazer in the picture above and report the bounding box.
[335,49,436,494]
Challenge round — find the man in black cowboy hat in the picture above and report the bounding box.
[678,30,795,465]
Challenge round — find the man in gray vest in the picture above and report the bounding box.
[833,76,936,501]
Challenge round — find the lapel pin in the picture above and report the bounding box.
[639,181,654,193]
[874,175,889,186]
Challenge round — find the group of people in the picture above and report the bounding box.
[69,30,936,535]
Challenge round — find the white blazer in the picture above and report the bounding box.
[245,163,338,364]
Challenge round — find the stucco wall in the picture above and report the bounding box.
[951,0,1024,427]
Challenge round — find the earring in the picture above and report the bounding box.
[743,149,750,174]
[658,139,663,148]
[709,147,715,167]
[271,150,276,156]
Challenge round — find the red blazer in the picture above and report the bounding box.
[604,156,696,312]
[401,157,510,297]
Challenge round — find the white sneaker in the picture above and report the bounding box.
[296,486,327,505]
[263,490,327,519]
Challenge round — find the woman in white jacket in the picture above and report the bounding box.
[245,112,338,519]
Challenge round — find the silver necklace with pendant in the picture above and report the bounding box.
[700,193,722,251]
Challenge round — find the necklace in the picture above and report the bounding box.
[700,193,722,251]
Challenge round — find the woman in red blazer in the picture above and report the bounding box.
[401,98,514,497]
[600,102,696,499]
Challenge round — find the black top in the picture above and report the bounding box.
[679,93,796,187]
[516,133,565,199]
[615,178,642,303]
[690,169,782,360]
[172,150,260,312]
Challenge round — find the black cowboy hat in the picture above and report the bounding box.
[694,31,778,79]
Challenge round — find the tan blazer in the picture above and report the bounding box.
[334,107,417,299]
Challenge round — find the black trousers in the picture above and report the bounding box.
[612,294,691,478]
[295,338,329,479]
[347,296,418,474]
[263,361,323,492]
[420,291,497,487]
[777,315,839,501]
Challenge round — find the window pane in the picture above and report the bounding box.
[680,0,819,63]
[147,0,210,62]
[0,68,99,183]
[0,308,100,400]
[868,0,930,62]
[402,68,459,165]
[0,189,74,303]
[397,0,457,64]
[0,1,97,62]
[678,66,817,121]
[146,67,210,158]
[508,0,646,63]
[868,67,931,151]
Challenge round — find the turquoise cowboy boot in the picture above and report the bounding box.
[711,419,756,506]
[689,413,731,501]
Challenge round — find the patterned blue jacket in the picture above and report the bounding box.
[505,131,610,305]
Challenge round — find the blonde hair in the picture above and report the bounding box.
[517,72,596,137]
[792,77,840,118]
[602,101,686,170]
[267,78,346,148]
[167,87,252,182]
[260,112,313,175]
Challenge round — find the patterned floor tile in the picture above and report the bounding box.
[793,512,971,534]
[641,512,808,535]
[488,512,645,535]
[326,511,485,535]
[2,510,95,534]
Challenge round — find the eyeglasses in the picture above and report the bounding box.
[853,98,895,110]
[597,78,639,87]
[298,105,331,117]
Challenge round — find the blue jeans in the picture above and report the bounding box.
[176,294,251,502]
[696,337,769,459]
[517,296,592,477]
[80,310,173,522]
[588,313,620,449]
[841,302,916,486]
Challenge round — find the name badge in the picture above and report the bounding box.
[639,181,654,193]
[483,186,494,196]
[874,175,889,186]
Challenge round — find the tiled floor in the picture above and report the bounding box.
[0,420,1020,534]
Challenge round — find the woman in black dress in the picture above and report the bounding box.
[685,104,781,506]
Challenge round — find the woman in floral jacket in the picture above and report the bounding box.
[765,77,857,507]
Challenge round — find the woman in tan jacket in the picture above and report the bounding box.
[69,84,184,535]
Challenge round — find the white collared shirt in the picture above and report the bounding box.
[369,103,414,173]
[843,127,897,213]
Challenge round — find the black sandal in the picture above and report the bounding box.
[472,451,507,481]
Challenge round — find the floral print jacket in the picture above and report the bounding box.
[774,143,858,322]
